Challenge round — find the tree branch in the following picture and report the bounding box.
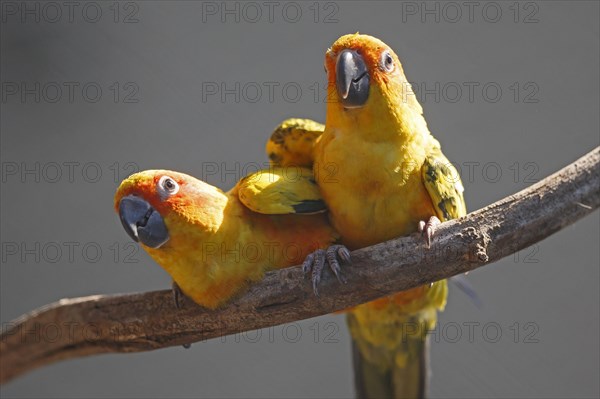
[1,147,599,385]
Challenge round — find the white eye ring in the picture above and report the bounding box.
[380,50,394,72]
[157,175,179,198]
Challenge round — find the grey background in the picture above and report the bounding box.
[1,1,598,398]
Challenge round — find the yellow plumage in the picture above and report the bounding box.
[114,168,337,309]
[266,33,466,398]
[317,33,466,398]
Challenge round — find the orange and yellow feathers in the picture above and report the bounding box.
[266,33,465,398]
[114,168,337,309]
[319,33,465,398]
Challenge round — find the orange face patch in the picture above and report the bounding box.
[325,33,402,89]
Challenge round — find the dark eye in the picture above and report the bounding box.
[381,51,394,72]
[164,179,175,190]
[158,175,179,198]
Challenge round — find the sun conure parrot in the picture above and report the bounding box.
[266,33,466,398]
[114,167,347,309]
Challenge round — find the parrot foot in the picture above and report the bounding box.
[418,216,441,249]
[171,281,192,349]
[302,245,351,296]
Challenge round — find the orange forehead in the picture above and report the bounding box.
[325,33,398,78]
[113,170,188,214]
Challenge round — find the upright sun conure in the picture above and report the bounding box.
[114,167,346,309]
[266,34,466,398]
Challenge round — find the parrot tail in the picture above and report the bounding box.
[347,282,446,399]
[350,327,429,399]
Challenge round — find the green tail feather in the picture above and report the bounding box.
[350,326,430,399]
[347,281,446,398]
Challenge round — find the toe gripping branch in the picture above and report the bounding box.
[419,216,441,249]
[302,245,352,296]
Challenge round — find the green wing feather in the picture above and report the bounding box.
[266,118,324,167]
[422,143,467,220]
[237,167,326,215]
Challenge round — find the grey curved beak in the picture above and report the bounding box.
[335,49,370,108]
[118,195,169,249]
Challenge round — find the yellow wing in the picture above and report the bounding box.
[422,143,467,220]
[266,118,324,167]
[236,167,326,215]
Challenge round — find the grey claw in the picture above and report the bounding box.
[303,245,351,296]
[302,252,316,276]
[326,246,347,284]
[311,249,326,296]
[426,229,433,249]
[337,246,352,264]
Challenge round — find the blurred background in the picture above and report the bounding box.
[1,1,598,398]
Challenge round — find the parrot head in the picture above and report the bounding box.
[114,170,227,249]
[325,33,421,120]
